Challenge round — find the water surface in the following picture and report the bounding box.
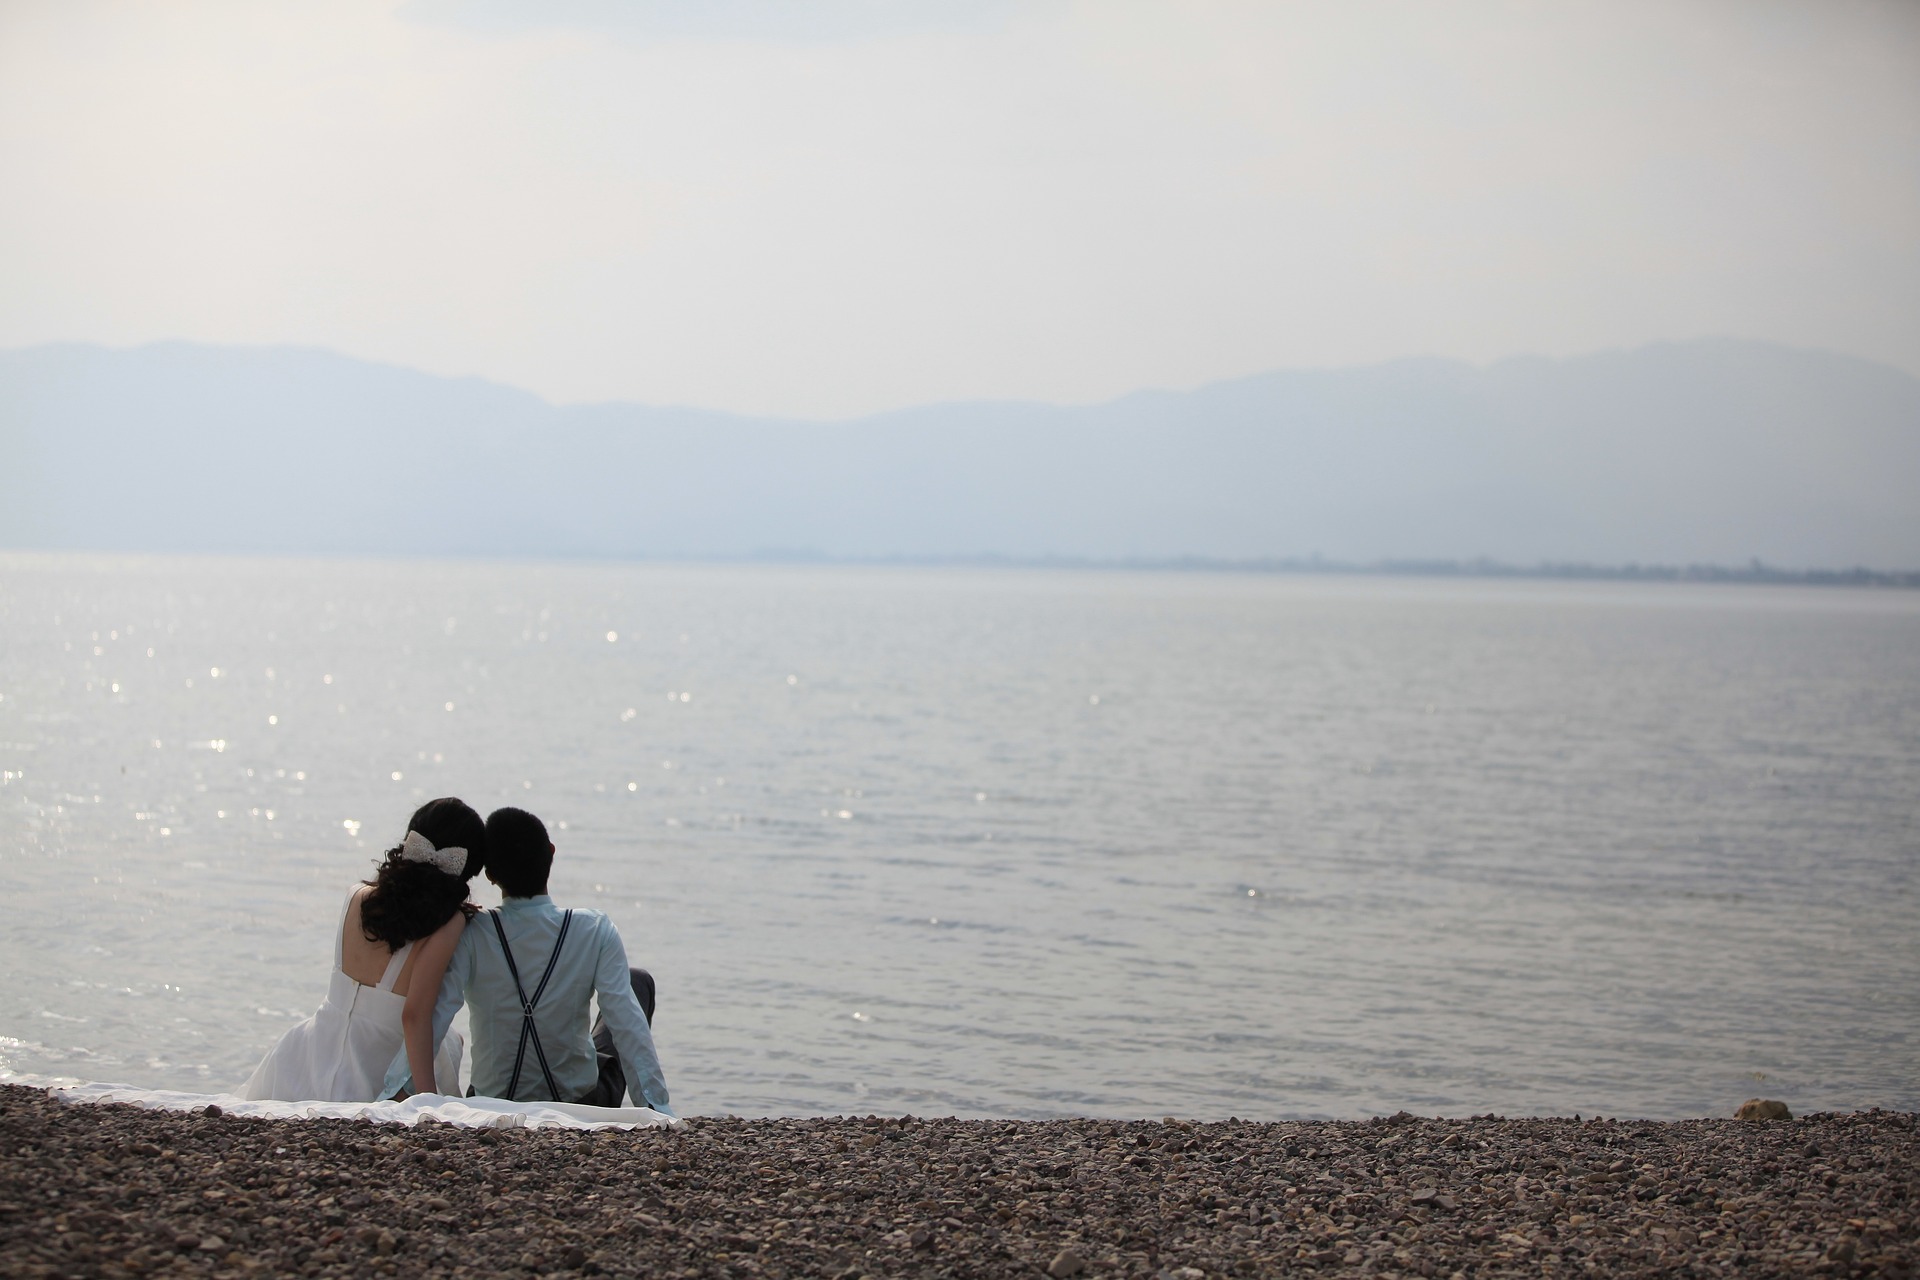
[2,554,1915,1118]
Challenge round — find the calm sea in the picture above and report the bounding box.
[2,553,1915,1119]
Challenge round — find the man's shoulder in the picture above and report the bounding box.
[554,904,619,935]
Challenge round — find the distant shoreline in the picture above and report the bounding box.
[4,545,1919,588]
[733,551,1920,589]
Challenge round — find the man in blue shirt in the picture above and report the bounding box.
[385,807,671,1113]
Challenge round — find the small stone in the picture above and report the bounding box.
[1048,1248,1086,1277]
[910,1229,933,1250]
[561,1244,588,1268]
[375,1230,397,1256]
[425,1197,451,1212]
[196,1235,225,1252]
[1827,1236,1857,1263]
[1410,1188,1438,1205]
[201,1104,222,1118]
[1735,1099,1791,1121]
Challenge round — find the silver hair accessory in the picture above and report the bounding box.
[399,829,469,877]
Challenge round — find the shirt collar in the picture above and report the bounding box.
[499,894,554,911]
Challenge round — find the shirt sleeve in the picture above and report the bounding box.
[593,917,672,1115]
[380,924,473,1098]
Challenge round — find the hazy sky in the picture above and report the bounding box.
[3,0,1916,417]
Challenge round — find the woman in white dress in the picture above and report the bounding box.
[238,797,484,1103]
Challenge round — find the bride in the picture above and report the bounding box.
[238,797,483,1103]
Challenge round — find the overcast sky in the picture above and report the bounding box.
[2,0,1916,418]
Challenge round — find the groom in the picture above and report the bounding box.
[384,806,672,1113]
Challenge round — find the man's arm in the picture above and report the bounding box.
[382,925,473,1099]
[594,918,672,1115]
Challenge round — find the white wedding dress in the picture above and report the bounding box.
[238,890,462,1103]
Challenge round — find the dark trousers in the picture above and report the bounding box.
[576,967,654,1108]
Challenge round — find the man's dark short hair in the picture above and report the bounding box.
[484,807,553,898]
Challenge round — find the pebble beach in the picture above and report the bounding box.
[2,1086,1914,1278]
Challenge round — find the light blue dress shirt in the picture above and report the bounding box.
[382,895,671,1114]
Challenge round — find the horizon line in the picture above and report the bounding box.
[3,546,1915,588]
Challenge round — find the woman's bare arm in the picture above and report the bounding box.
[401,911,467,1096]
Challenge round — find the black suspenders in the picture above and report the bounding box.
[488,907,574,1102]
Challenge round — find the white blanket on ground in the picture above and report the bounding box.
[18,1078,677,1130]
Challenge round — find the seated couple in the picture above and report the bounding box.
[238,798,670,1115]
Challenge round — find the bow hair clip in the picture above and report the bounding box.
[399,829,469,877]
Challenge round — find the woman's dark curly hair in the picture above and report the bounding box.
[360,797,486,950]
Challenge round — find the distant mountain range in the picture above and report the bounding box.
[3,339,1917,570]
